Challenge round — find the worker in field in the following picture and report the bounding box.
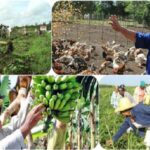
[107,97,150,149]
[109,15,150,74]
[134,81,147,104]
[111,84,136,109]
[118,84,136,104]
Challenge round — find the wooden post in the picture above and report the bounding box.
[90,95,95,149]
[77,110,81,150]
[89,79,97,149]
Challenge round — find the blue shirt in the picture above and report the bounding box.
[135,32,150,74]
[113,102,150,142]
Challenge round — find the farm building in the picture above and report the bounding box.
[22,27,27,35]
[40,24,47,32]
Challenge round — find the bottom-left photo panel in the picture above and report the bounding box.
[0,75,99,150]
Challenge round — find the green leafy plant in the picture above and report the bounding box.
[0,76,10,110]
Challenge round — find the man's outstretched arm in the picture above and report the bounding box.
[109,15,136,42]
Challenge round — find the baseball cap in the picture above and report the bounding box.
[140,81,146,87]
[118,84,125,91]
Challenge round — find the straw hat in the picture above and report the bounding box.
[115,97,135,112]
[144,95,150,105]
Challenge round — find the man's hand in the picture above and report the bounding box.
[109,15,122,32]
[109,15,136,42]
[106,139,113,146]
[20,104,44,138]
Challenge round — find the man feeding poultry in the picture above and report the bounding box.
[107,97,150,149]
[109,15,150,74]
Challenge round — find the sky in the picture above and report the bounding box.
[2,75,150,89]
[97,75,150,86]
[0,0,53,27]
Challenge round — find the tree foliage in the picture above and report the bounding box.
[53,1,150,26]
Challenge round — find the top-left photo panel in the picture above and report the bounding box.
[0,0,51,75]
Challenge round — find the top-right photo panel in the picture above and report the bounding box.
[52,1,150,75]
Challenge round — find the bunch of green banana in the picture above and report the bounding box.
[32,75,84,123]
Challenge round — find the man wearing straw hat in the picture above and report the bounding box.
[107,97,150,149]
[109,15,150,74]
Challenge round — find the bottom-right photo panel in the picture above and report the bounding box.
[99,75,150,149]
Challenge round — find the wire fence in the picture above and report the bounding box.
[53,13,150,49]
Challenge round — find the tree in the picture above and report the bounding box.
[115,1,129,17]
[143,2,150,26]
[100,1,116,17]
[125,1,150,25]
[71,1,96,18]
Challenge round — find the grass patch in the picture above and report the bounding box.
[0,31,51,74]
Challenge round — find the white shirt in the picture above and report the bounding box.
[0,88,33,141]
[0,129,26,149]
[111,92,120,108]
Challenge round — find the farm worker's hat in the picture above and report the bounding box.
[144,95,150,105]
[115,97,135,113]
[140,81,146,87]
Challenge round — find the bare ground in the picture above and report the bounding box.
[52,23,149,74]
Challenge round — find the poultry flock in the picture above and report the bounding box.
[52,39,98,75]
[101,41,146,74]
[53,39,147,75]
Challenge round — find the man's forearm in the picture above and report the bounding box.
[119,27,136,42]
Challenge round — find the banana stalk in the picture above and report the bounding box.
[89,79,98,149]
[68,116,73,150]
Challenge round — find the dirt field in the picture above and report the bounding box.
[53,22,150,74]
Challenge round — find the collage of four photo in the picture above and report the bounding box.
[0,0,150,150]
